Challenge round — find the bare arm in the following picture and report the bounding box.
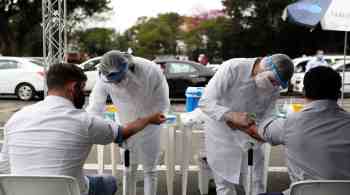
[88,112,166,145]
[241,117,287,145]
[121,112,166,140]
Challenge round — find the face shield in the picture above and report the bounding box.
[264,56,290,89]
[99,62,128,83]
[98,50,131,83]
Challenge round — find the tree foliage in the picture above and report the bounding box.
[125,13,183,59]
[183,16,235,63]
[0,0,111,56]
[2,0,347,60]
[77,1,347,61]
[75,28,127,56]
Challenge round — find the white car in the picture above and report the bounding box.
[292,61,350,93]
[0,57,45,100]
[79,57,219,93]
[291,55,350,93]
[334,63,350,93]
[78,57,101,92]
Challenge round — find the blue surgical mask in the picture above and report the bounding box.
[106,70,127,83]
[100,62,128,83]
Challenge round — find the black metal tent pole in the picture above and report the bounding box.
[341,31,348,105]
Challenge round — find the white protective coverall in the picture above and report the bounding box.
[199,58,279,195]
[87,56,170,195]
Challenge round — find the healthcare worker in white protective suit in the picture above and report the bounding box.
[199,54,294,195]
[87,50,170,195]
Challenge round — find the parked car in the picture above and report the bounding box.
[334,63,350,93]
[0,57,45,100]
[292,61,350,94]
[154,60,215,98]
[79,58,215,98]
[78,57,101,92]
[290,55,350,93]
[207,64,221,72]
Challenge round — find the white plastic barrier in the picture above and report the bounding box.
[0,127,4,146]
[97,145,105,174]
[263,143,271,192]
[94,109,271,195]
[97,106,120,176]
[165,111,206,195]
[165,115,178,195]
[97,143,119,176]
[197,155,213,195]
[178,110,272,195]
[196,142,271,195]
[180,123,193,195]
[179,110,206,195]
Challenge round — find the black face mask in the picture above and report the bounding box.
[73,83,85,109]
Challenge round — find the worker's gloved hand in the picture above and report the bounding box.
[223,112,255,130]
[148,112,166,125]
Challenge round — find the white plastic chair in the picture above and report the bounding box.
[290,180,350,195]
[0,175,80,195]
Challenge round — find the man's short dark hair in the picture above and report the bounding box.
[47,63,87,90]
[304,66,341,100]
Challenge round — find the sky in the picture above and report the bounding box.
[90,0,224,32]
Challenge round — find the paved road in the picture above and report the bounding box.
[1,96,350,194]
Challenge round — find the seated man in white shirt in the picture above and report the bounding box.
[244,66,350,195]
[1,63,166,195]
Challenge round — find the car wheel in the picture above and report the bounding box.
[16,83,35,101]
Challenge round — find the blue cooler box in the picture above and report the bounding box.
[185,87,204,112]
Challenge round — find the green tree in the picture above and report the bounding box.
[183,16,235,62]
[222,0,295,57]
[126,13,183,59]
[0,0,111,56]
[76,28,128,56]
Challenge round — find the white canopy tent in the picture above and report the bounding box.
[320,0,350,104]
[321,0,350,32]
